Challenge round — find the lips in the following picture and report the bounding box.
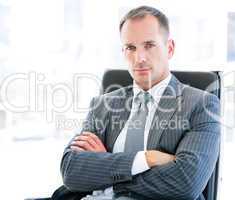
[134,68,151,74]
[135,68,149,71]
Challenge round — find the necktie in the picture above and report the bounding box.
[124,91,152,153]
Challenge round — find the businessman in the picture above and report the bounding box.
[56,6,220,200]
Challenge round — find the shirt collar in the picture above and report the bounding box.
[133,73,172,102]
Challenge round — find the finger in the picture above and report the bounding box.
[82,132,104,147]
[80,132,107,152]
[74,135,97,148]
[70,146,85,152]
[71,140,95,151]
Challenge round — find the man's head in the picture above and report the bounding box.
[120,6,175,90]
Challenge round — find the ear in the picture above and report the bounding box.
[167,39,175,59]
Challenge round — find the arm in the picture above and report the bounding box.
[131,150,175,175]
[113,94,220,200]
[62,132,174,191]
[61,97,175,192]
[61,97,137,192]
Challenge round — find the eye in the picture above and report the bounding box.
[125,45,136,51]
[145,43,155,49]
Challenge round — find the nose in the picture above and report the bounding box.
[135,49,146,64]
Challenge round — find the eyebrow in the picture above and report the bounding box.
[124,40,156,46]
[143,40,156,44]
[123,43,134,47]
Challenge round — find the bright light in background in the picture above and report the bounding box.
[0,0,234,199]
[9,0,64,60]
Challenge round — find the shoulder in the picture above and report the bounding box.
[88,86,133,111]
[93,85,133,101]
[180,84,220,121]
[181,84,219,104]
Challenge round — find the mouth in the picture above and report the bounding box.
[134,68,151,74]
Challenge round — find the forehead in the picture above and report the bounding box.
[120,15,162,43]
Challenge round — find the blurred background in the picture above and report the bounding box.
[0,0,234,199]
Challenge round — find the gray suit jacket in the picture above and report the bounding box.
[60,75,220,200]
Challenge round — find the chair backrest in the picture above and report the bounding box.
[102,69,221,200]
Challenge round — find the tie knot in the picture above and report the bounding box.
[137,91,152,105]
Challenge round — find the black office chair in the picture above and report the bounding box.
[102,69,221,200]
[28,69,221,200]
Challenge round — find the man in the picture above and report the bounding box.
[56,6,220,200]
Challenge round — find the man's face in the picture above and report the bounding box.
[120,15,174,90]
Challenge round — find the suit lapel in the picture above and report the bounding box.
[147,75,184,150]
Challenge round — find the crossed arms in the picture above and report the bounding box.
[61,93,220,200]
[70,132,175,167]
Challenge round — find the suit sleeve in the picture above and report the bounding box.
[60,97,137,192]
[113,94,221,200]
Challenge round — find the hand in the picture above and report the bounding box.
[70,131,107,153]
[145,150,175,168]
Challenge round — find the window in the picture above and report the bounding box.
[0,0,234,199]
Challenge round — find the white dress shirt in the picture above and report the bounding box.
[82,74,172,200]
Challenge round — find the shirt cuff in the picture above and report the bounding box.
[131,151,150,175]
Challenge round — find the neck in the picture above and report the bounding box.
[138,71,170,91]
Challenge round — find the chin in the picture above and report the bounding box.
[135,78,151,87]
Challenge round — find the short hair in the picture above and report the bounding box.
[119,6,169,38]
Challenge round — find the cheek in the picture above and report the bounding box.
[125,53,134,64]
[148,50,160,63]
[151,49,167,63]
